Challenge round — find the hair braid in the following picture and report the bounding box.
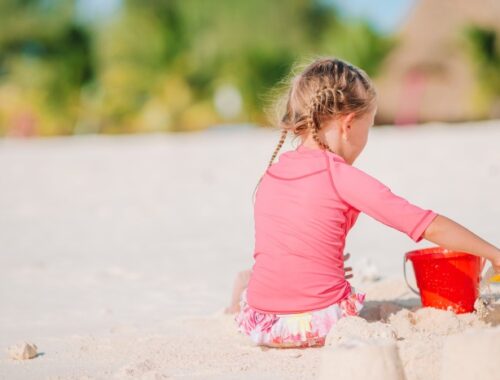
[307,86,336,154]
[251,128,288,204]
[267,128,288,168]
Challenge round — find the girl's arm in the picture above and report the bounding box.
[328,161,500,274]
[423,214,500,273]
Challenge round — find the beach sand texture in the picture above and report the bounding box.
[1,120,499,379]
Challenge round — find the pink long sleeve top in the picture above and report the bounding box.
[246,143,438,314]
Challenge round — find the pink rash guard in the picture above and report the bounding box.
[246,143,438,314]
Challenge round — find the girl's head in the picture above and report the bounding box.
[266,56,377,166]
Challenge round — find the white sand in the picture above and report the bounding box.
[319,339,406,380]
[440,326,500,380]
[0,120,499,379]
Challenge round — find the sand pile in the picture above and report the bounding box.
[322,306,492,380]
[440,326,500,380]
[7,342,38,360]
[326,316,397,344]
[327,304,488,343]
[319,339,406,380]
[388,306,488,338]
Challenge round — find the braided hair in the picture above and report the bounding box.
[252,56,376,203]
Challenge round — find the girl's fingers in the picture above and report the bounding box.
[343,253,353,279]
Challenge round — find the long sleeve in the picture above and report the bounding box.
[329,161,438,242]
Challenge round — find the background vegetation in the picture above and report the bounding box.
[0,0,394,136]
[0,0,498,136]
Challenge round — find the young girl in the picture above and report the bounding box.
[226,56,500,348]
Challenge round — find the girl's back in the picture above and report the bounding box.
[247,142,436,314]
[248,144,353,314]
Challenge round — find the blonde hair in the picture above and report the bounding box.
[252,56,377,202]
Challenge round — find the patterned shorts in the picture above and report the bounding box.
[234,287,366,348]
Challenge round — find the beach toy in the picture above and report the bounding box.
[404,247,483,313]
[480,266,500,287]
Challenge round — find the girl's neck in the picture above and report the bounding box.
[299,136,347,160]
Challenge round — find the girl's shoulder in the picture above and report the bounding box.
[325,152,377,181]
[327,154,393,204]
[265,150,330,180]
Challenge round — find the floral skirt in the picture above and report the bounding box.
[234,287,366,348]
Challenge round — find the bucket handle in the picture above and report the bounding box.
[403,252,420,296]
[480,257,486,274]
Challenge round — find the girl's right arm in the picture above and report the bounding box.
[329,160,500,274]
[422,214,500,274]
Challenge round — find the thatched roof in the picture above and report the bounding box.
[374,0,500,124]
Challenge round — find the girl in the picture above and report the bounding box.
[226,56,500,348]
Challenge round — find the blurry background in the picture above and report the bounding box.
[1,2,500,372]
[1,0,499,137]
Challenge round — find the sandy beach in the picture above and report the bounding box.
[1,120,500,379]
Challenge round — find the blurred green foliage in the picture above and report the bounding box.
[464,25,500,118]
[0,0,394,136]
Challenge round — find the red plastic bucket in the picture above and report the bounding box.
[404,246,485,313]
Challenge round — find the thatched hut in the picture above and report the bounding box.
[374,0,500,125]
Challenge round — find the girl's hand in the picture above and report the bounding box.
[479,253,500,285]
[344,252,353,280]
[479,250,500,281]
[490,251,500,274]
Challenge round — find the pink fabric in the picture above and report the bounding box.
[246,143,438,314]
[235,287,366,348]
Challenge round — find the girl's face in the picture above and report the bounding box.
[340,105,377,164]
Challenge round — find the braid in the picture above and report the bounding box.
[267,128,288,168]
[306,86,337,154]
[251,128,288,204]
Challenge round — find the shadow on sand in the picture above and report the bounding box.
[359,293,500,326]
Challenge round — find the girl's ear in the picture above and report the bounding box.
[345,112,356,129]
[341,112,356,140]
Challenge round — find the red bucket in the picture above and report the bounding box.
[404,246,485,313]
